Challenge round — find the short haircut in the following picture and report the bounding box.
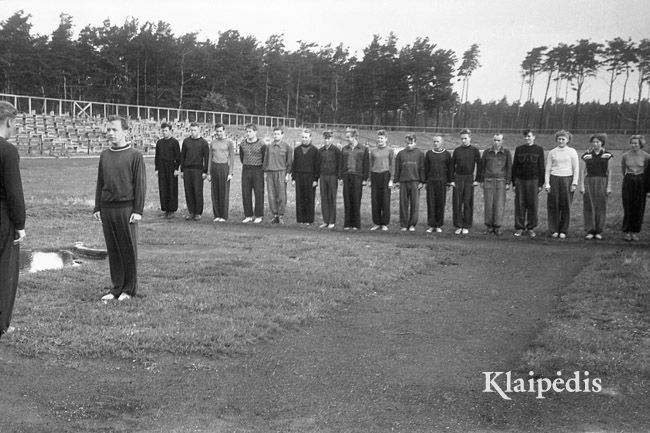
[493,133,504,140]
[323,130,333,138]
[160,122,172,130]
[245,123,257,131]
[589,133,607,146]
[107,115,129,130]
[459,128,471,136]
[346,128,358,138]
[302,128,311,136]
[522,129,535,137]
[273,126,284,133]
[215,123,225,130]
[630,134,646,148]
[406,134,416,143]
[377,129,386,137]
[555,129,572,143]
[432,135,442,141]
[0,101,18,122]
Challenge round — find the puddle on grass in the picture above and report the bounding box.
[19,249,80,273]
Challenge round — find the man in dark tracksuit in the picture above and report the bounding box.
[424,136,452,232]
[318,130,341,228]
[239,124,266,223]
[94,116,146,302]
[154,122,180,218]
[292,129,320,224]
[0,101,25,339]
[451,129,481,235]
[511,129,545,237]
[394,134,425,231]
[340,129,369,230]
[180,122,209,221]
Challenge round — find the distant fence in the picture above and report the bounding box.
[0,93,297,128]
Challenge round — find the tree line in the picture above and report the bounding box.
[1,10,649,132]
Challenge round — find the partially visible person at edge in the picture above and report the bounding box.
[263,126,292,224]
[477,133,512,236]
[511,129,545,238]
[369,129,394,231]
[580,133,613,240]
[424,135,452,233]
[180,122,209,221]
[621,134,650,241]
[544,130,579,239]
[207,123,235,222]
[292,129,320,225]
[451,128,481,235]
[394,134,425,232]
[154,122,180,219]
[94,115,146,302]
[318,130,341,229]
[339,128,369,230]
[239,123,266,223]
[0,101,25,339]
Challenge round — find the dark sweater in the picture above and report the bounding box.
[394,147,425,183]
[425,149,452,182]
[582,149,612,177]
[94,146,147,214]
[451,145,481,181]
[0,137,26,230]
[155,137,181,171]
[181,137,209,173]
[319,144,341,177]
[512,144,545,187]
[292,144,320,180]
[340,144,369,180]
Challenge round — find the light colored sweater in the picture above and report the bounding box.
[545,146,579,186]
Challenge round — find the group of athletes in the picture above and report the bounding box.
[155,123,650,241]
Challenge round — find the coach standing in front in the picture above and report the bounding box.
[180,123,209,221]
[94,115,146,302]
[0,101,26,339]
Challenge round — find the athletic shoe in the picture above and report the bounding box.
[370,225,380,231]
[352,227,358,231]
[319,223,328,228]
[514,229,524,237]
[401,227,408,232]
[185,214,194,220]
[631,234,640,241]
[117,293,131,301]
[559,233,567,239]
[344,227,351,230]
[528,230,536,238]
[454,228,462,235]
[435,227,443,233]
[193,215,202,221]
[551,232,559,238]
[381,225,389,231]
[271,216,280,224]
[625,233,632,241]
[253,217,263,224]
[242,217,253,223]
[594,234,603,240]
[408,226,415,232]
[213,218,220,222]
[585,233,594,240]
[327,224,335,229]
[426,227,434,233]
[101,293,116,302]
[461,228,469,235]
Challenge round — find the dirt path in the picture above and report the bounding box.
[1,236,595,432]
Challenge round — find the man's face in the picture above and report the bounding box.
[406,139,416,149]
[161,127,172,139]
[190,126,200,139]
[524,132,535,145]
[301,133,311,145]
[106,120,126,146]
[4,117,17,139]
[377,135,387,147]
[460,134,471,146]
[246,128,257,140]
[324,137,332,146]
[432,137,442,150]
[273,130,283,142]
[346,132,355,145]
[215,127,225,139]
[492,136,503,148]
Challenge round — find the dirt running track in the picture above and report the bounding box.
[0,234,628,432]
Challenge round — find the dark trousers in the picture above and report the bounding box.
[210,162,230,219]
[483,178,506,229]
[583,176,607,234]
[101,205,138,297]
[399,181,420,228]
[371,171,391,226]
[547,175,574,234]
[320,175,338,224]
[242,165,264,218]
[343,174,363,229]
[514,178,539,230]
[158,161,178,212]
[295,173,316,223]
[426,180,447,228]
[183,168,204,215]
[622,174,646,233]
[0,203,19,336]
[453,174,474,228]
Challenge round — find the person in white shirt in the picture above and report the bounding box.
[544,130,579,239]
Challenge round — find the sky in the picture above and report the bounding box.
[2,0,650,104]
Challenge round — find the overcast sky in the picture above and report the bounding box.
[2,0,649,104]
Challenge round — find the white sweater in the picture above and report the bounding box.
[545,146,579,186]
